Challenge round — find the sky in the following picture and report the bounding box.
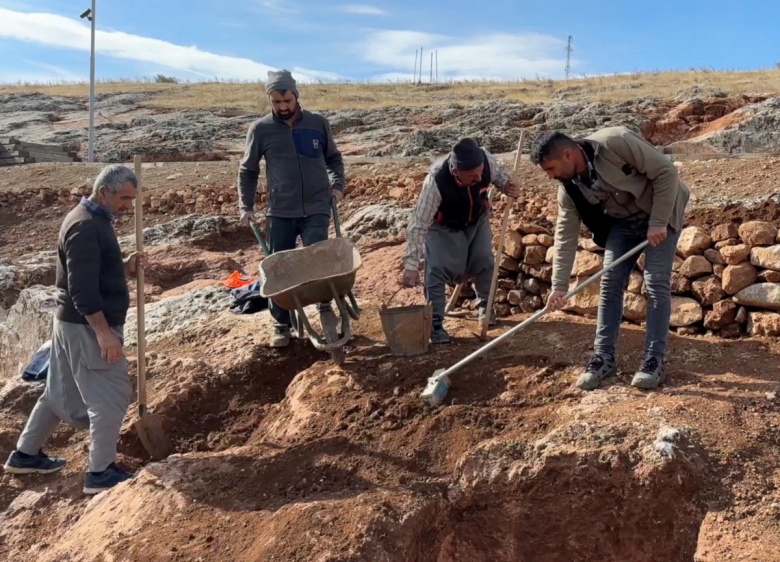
[0,0,779,84]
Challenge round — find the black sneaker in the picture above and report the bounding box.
[576,355,617,391]
[3,450,66,475]
[83,462,135,495]
[631,356,666,390]
[270,325,291,348]
[430,315,451,344]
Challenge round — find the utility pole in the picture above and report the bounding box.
[413,49,418,84]
[565,35,573,80]
[419,47,423,83]
[80,1,96,162]
[430,51,433,83]
[435,50,438,83]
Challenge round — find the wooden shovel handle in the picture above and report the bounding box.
[133,155,147,416]
[481,130,526,335]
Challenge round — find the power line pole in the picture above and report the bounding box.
[419,47,423,83]
[413,49,418,84]
[430,51,433,83]
[565,35,573,80]
[435,50,438,83]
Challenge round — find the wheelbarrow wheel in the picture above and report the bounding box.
[320,308,345,365]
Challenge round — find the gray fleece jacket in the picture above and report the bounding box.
[237,108,345,218]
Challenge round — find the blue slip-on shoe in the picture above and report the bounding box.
[3,449,67,475]
[83,462,135,495]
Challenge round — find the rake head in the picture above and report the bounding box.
[420,369,450,407]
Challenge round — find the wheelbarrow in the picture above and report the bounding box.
[249,200,362,365]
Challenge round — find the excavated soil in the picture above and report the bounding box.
[2,155,780,561]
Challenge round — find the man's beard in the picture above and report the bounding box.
[275,105,298,120]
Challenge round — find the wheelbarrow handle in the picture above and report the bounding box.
[249,220,270,256]
[331,196,343,238]
[434,240,649,381]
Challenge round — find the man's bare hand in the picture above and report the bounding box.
[124,252,147,276]
[647,226,668,247]
[504,182,521,199]
[96,329,124,363]
[240,210,256,226]
[546,290,567,311]
[402,270,419,288]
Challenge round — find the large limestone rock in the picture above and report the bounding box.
[503,231,524,259]
[750,245,780,272]
[572,251,603,277]
[0,285,58,382]
[720,244,752,265]
[747,312,780,337]
[670,297,703,327]
[710,223,739,243]
[623,293,647,323]
[733,283,780,311]
[691,276,726,307]
[677,227,712,258]
[722,263,758,295]
[562,277,600,316]
[524,245,547,266]
[738,221,777,246]
[679,256,712,279]
[704,300,738,330]
[628,271,644,294]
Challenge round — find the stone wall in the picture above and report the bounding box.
[456,220,780,338]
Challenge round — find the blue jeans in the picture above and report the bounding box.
[267,214,330,328]
[594,217,680,361]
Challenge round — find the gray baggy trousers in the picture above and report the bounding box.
[16,319,132,473]
[424,214,494,320]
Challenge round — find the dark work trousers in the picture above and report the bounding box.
[267,214,331,328]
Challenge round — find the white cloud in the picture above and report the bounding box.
[0,8,340,82]
[253,1,299,15]
[359,29,575,81]
[334,4,386,16]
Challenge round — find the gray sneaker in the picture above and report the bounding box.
[576,355,617,391]
[631,356,666,390]
[270,326,291,348]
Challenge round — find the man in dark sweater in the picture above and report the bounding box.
[237,69,345,348]
[3,164,146,495]
[401,138,520,343]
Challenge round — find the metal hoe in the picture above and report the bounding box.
[420,240,650,406]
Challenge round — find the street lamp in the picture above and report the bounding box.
[80,1,95,163]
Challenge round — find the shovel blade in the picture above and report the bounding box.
[134,413,171,461]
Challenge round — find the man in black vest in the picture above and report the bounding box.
[401,138,520,343]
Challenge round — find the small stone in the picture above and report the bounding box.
[720,244,752,265]
[579,238,602,252]
[735,306,748,325]
[522,264,553,283]
[758,270,780,283]
[704,299,737,330]
[747,312,780,337]
[670,297,703,327]
[750,245,780,271]
[722,263,758,295]
[523,245,547,265]
[738,221,777,246]
[523,278,542,295]
[720,323,742,339]
[503,231,524,259]
[623,293,647,323]
[572,251,603,277]
[714,238,740,250]
[507,290,523,306]
[711,223,739,242]
[671,272,692,295]
[499,254,520,272]
[692,276,726,307]
[628,271,644,294]
[545,246,555,264]
[677,226,712,258]
[537,234,554,247]
[713,264,725,278]
[521,234,539,246]
[679,255,713,279]
[704,248,725,265]
[677,326,700,336]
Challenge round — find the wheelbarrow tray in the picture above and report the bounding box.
[259,238,362,311]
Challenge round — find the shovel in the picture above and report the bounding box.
[421,240,650,407]
[132,155,171,461]
[479,131,526,340]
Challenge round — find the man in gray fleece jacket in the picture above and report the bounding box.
[237,69,345,347]
[531,127,689,392]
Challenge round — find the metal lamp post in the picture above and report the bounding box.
[80,1,96,163]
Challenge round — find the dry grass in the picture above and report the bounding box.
[1,68,779,112]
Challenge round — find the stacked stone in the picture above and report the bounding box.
[457,220,780,339]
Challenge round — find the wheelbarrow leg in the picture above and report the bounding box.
[292,292,349,366]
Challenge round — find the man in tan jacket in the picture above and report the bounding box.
[531,126,689,391]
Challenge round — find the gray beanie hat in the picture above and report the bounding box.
[451,137,484,170]
[265,69,299,97]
